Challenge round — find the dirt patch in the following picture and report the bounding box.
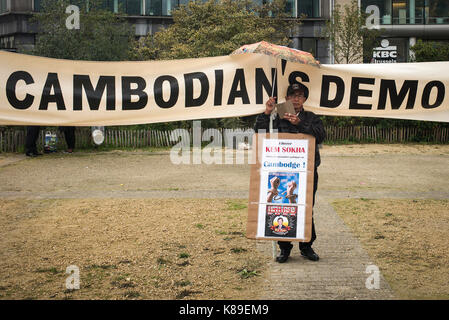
[1,144,448,300]
[322,144,449,156]
[332,198,449,299]
[0,198,268,300]
[319,145,449,195]
[0,150,251,198]
[1,144,449,199]
[0,154,25,168]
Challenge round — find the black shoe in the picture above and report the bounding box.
[276,244,293,263]
[25,151,42,157]
[300,247,319,261]
[276,250,291,263]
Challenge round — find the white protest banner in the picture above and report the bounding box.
[1,50,448,125]
[247,133,315,242]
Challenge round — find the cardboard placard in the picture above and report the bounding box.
[247,133,315,242]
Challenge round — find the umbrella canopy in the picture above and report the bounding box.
[231,41,320,67]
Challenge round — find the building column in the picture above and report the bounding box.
[409,0,415,24]
[409,37,416,61]
[292,37,300,50]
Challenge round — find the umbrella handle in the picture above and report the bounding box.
[272,61,278,97]
[270,61,278,257]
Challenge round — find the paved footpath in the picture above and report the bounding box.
[256,194,396,300]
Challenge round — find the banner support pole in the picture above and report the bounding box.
[271,59,278,261]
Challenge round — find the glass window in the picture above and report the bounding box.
[392,0,425,24]
[363,0,429,25]
[297,0,320,18]
[112,0,119,12]
[146,0,177,16]
[33,0,41,12]
[0,0,6,13]
[302,38,316,56]
[125,0,142,15]
[67,0,112,11]
[164,0,178,15]
[97,0,115,12]
[410,0,425,24]
[146,0,162,15]
[109,0,142,14]
[285,0,296,17]
[393,0,408,24]
[0,36,14,49]
[428,0,449,24]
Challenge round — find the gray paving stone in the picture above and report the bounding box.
[256,195,396,300]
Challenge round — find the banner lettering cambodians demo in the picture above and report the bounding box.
[1,50,448,125]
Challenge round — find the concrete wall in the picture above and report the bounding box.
[335,0,354,8]
[10,0,33,12]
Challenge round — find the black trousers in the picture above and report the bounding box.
[278,169,318,251]
[25,126,76,153]
[60,126,75,149]
[25,126,40,154]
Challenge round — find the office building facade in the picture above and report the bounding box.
[360,0,449,62]
[0,0,334,62]
[1,1,448,63]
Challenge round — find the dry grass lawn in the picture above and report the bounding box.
[1,144,449,300]
[0,198,268,300]
[332,198,449,299]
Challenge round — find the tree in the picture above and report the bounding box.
[320,0,383,128]
[131,0,297,129]
[31,0,135,61]
[131,0,297,61]
[323,0,380,64]
[410,40,449,62]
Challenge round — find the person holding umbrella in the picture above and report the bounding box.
[254,82,326,263]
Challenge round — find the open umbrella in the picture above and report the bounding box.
[231,40,320,67]
[232,41,320,97]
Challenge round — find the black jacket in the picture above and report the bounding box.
[254,109,326,167]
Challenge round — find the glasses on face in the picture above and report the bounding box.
[289,94,305,100]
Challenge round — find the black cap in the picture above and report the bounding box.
[286,83,308,99]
